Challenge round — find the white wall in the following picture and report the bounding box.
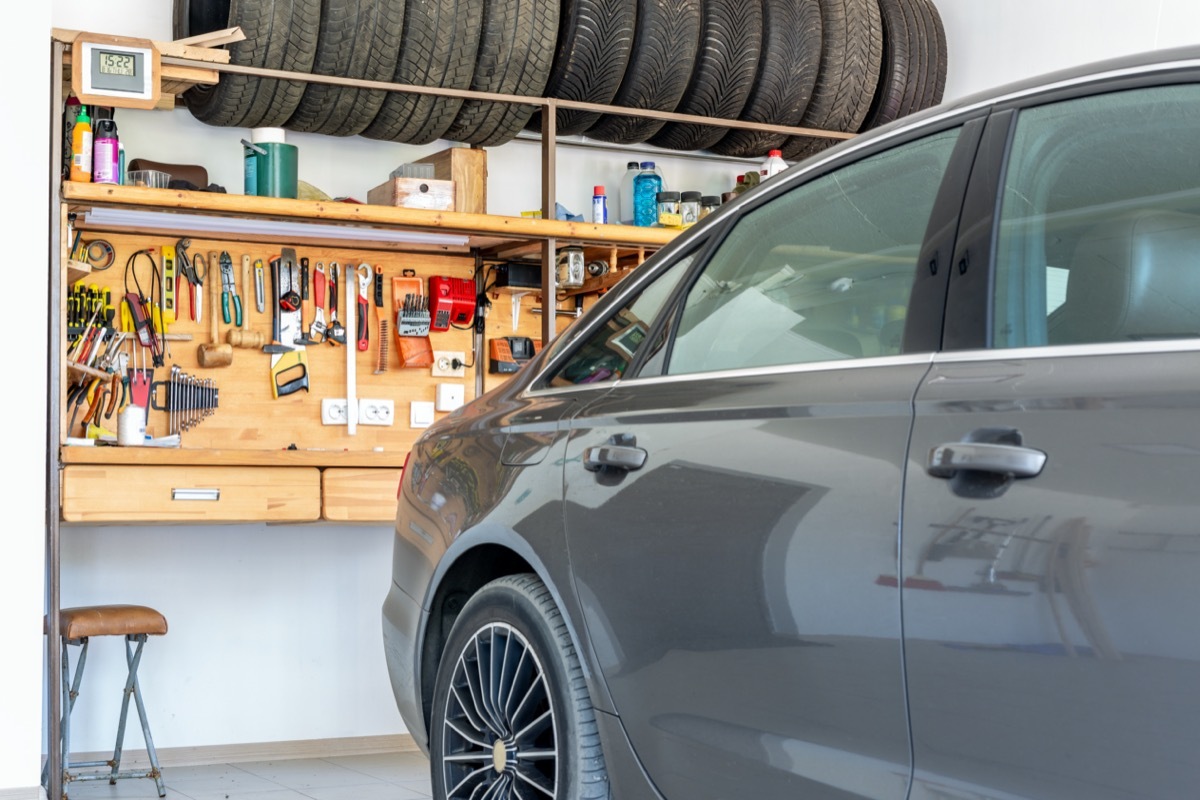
[9,0,1196,772]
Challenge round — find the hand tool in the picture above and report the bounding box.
[67,378,98,436]
[241,254,252,326]
[326,262,347,346]
[266,248,309,398]
[198,251,233,368]
[356,263,371,352]
[219,251,243,326]
[123,248,163,366]
[262,255,294,356]
[178,242,205,324]
[309,263,328,342]
[254,258,265,314]
[161,243,177,324]
[398,293,432,336]
[227,329,267,348]
[374,266,388,374]
[291,256,322,346]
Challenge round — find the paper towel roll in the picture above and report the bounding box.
[117,406,146,446]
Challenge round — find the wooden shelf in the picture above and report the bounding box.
[61,445,405,468]
[63,182,678,257]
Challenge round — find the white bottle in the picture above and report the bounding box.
[763,149,788,178]
[618,161,640,225]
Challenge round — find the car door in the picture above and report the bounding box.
[903,80,1200,799]
[557,122,977,799]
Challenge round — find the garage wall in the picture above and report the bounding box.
[33,0,1200,759]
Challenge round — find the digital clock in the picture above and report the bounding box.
[71,33,160,110]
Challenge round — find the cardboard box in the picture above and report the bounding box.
[413,146,487,214]
[367,177,455,211]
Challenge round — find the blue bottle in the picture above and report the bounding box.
[633,161,663,227]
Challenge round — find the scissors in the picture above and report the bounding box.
[177,240,208,323]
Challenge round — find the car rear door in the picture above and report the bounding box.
[554,121,979,798]
[903,79,1200,799]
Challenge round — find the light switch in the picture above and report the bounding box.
[410,401,436,428]
[436,383,465,412]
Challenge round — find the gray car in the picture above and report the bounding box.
[383,44,1200,800]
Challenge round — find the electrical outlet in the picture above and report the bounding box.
[359,398,395,426]
[321,398,348,425]
[432,350,466,378]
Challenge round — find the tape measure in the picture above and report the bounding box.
[85,239,115,270]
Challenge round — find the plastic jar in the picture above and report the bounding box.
[656,191,682,228]
[699,195,721,219]
[680,191,702,226]
[633,162,663,227]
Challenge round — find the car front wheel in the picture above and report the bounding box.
[430,573,610,799]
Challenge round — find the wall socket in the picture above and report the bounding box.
[321,398,394,426]
[432,351,466,378]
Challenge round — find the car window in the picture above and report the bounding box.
[539,251,697,387]
[992,84,1200,348]
[664,128,961,375]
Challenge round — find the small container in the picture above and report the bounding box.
[633,162,663,227]
[700,195,721,219]
[680,191,702,226]
[126,169,172,189]
[592,185,608,223]
[92,119,120,185]
[763,148,788,178]
[656,191,682,228]
[619,161,640,224]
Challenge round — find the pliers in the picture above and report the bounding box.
[219,251,242,326]
[179,244,206,323]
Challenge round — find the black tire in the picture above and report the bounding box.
[856,0,947,132]
[360,0,485,145]
[583,0,703,145]
[526,0,637,137]
[430,574,610,800]
[781,0,884,161]
[647,0,763,152]
[442,0,560,146]
[709,0,823,158]
[913,0,948,110]
[284,0,407,137]
[175,0,321,129]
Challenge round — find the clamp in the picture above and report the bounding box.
[356,264,371,352]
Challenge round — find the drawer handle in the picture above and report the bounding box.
[172,488,221,502]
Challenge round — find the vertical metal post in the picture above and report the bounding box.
[540,101,557,345]
[473,250,484,399]
[47,39,65,800]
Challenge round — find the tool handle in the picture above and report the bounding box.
[329,267,339,312]
[222,291,231,324]
[357,298,369,350]
[300,258,310,300]
[314,267,326,307]
[233,294,243,327]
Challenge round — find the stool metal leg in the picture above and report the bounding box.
[43,637,89,796]
[109,635,165,796]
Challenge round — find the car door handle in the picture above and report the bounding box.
[583,434,647,472]
[927,442,1046,479]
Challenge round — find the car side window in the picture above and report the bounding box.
[540,251,697,387]
[993,84,1200,348]
[665,128,961,375]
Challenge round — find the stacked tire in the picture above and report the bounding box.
[173,0,947,155]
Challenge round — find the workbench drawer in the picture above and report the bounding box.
[61,466,321,523]
[322,468,403,523]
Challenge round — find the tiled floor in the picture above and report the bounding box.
[65,751,433,800]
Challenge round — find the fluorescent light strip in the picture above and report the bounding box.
[82,208,471,247]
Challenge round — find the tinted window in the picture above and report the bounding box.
[665,128,960,375]
[993,84,1200,348]
[541,251,696,387]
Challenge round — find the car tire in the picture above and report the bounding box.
[708,0,823,158]
[359,0,484,145]
[646,0,764,152]
[284,0,407,137]
[781,0,884,161]
[582,0,702,145]
[526,0,637,137]
[856,0,948,133]
[174,0,321,129]
[430,574,610,800]
[441,0,560,146]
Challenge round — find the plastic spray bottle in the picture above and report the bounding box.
[70,105,93,183]
[92,119,120,184]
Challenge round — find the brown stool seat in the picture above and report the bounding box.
[47,605,168,640]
